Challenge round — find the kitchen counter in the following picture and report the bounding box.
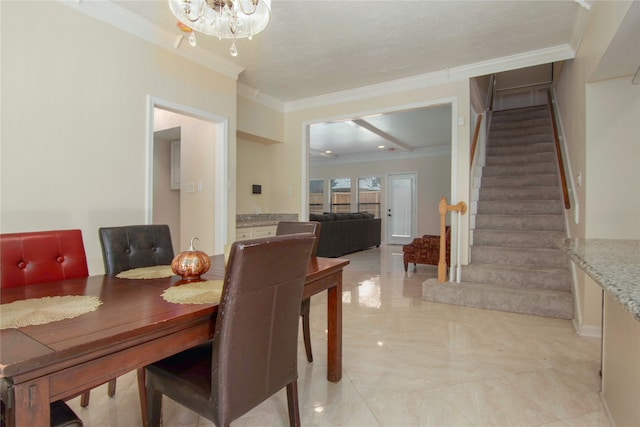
[236,213,298,229]
[559,238,640,426]
[559,238,640,320]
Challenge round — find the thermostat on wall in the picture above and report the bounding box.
[252,184,262,194]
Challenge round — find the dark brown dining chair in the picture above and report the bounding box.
[276,221,321,362]
[0,230,90,426]
[145,233,316,427]
[97,224,175,423]
[98,224,175,275]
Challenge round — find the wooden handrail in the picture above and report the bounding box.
[438,197,467,282]
[547,90,570,209]
[470,113,483,166]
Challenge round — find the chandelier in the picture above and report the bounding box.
[169,0,271,57]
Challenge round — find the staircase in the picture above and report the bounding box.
[423,104,573,319]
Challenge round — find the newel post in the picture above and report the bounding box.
[438,197,467,282]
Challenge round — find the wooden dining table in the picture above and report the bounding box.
[0,255,349,427]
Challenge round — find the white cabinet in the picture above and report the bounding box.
[236,226,277,241]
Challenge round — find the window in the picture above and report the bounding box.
[330,178,351,213]
[358,176,381,218]
[309,179,324,215]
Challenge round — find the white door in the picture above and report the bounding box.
[386,173,416,245]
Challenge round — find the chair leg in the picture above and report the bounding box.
[286,381,301,427]
[137,368,148,427]
[300,298,313,363]
[403,259,408,271]
[80,391,90,408]
[145,376,163,427]
[107,378,117,397]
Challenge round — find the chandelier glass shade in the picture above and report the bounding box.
[169,0,271,56]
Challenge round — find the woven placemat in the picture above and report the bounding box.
[0,295,102,329]
[116,265,175,279]
[162,280,224,305]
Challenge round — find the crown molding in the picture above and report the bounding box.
[569,5,591,52]
[284,44,576,113]
[237,83,285,112]
[58,0,244,80]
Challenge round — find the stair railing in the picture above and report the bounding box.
[470,113,483,167]
[438,197,467,282]
[547,90,571,209]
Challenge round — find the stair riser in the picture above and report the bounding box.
[491,125,553,138]
[482,163,557,176]
[482,174,559,188]
[479,187,561,201]
[477,200,563,215]
[461,264,571,291]
[473,230,565,248]
[490,134,552,145]
[422,281,573,319]
[471,247,568,268]
[491,107,548,123]
[486,152,555,165]
[491,117,550,130]
[486,142,555,156]
[475,214,564,231]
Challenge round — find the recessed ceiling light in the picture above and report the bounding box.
[325,150,332,154]
[378,145,385,149]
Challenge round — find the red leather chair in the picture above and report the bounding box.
[1,229,101,425]
[1,230,89,288]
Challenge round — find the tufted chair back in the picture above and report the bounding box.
[0,229,89,288]
[98,225,174,275]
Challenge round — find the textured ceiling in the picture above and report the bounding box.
[113,0,581,102]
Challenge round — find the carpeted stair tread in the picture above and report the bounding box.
[475,213,564,231]
[460,263,571,291]
[470,245,568,268]
[486,141,555,155]
[473,229,565,248]
[486,151,556,165]
[422,279,573,319]
[476,200,563,215]
[481,174,559,188]
[482,163,557,176]
[479,186,562,201]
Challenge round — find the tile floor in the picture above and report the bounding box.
[67,245,610,426]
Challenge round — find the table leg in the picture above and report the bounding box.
[8,378,49,427]
[326,276,342,382]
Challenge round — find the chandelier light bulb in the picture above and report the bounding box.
[169,0,271,56]
[188,32,197,47]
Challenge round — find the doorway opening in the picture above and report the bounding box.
[147,96,228,255]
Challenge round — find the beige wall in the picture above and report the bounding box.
[0,1,238,273]
[237,96,284,142]
[236,137,285,214]
[554,0,637,333]
[310,154,451,242]
[284,80,471,261]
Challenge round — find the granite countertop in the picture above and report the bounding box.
[559,238,640,321]
[236,213,298,229]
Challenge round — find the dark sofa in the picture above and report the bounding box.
[309,212,381,257]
